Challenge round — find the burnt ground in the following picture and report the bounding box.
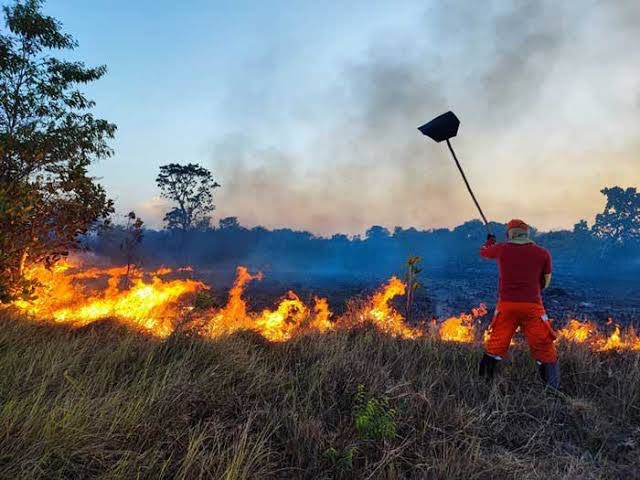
[194,267,640,328]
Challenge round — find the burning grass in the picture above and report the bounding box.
[557,319,640,352]
[9,259,640,353]
[0,313,639,479]
[10,259,459,342]
[13,259,204,337]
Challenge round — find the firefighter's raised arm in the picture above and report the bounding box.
[480,234,500,259]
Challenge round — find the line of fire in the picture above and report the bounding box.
[11,257,639,352]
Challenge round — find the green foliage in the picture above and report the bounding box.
[156,163,221,232]
[353,384,397,442]
[323,446,357,477]
[0,0,115,301]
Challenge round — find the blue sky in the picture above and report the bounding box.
[26,1,640,234]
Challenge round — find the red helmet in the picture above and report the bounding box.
[507,219,529,231]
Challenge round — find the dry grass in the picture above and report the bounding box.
[0,313,639,479]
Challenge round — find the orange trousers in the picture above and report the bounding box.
[485,301,557,363]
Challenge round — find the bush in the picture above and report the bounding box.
[353,384,397,442]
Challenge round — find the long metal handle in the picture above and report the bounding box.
[446,139,492,235]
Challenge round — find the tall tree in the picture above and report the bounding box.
[591,187,640,244]
[0,0,115,301]
[156,163,220,232]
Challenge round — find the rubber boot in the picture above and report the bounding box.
[479,353,500,380]
[537,361,560,390]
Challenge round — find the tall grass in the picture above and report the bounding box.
[0,312,638,479]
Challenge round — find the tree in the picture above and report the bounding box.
[94,211,144,288]
[120,211,144,288]
[591,187,640,244]
[365,225,390,240]
[573,219,589,235]
[453,219,486,239]
[156,163,220,232]
[218,216,240,230]
[0,0,115,301]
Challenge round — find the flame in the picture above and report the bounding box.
[9,259,639,352]
[557,319,597,343]
[472,304,488,317]
[439,303,488,343]
[557,319,640,351]
[205,273,420,340]
[311,296,333,333]
[600,325,622,351]
[204,267,335,342]
[254,292,309,342]
[359,276,421,339]
[14,258,203,337]
[205,266,262,337]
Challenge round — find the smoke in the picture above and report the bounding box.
[210,0,640,236]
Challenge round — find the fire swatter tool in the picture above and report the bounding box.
[417,111,493,235]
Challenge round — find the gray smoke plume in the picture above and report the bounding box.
[211,0,640,236]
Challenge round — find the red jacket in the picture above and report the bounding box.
[480,238,552,304]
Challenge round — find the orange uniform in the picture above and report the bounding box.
[480,237,557,363]
[484,301,557,363]
[479,220,560,389]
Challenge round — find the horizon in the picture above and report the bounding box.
[33,1,640,235]
[105,212,604,239]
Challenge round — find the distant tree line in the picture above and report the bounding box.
[86,187,640,281]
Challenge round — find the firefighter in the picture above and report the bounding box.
[478,219,560,389]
